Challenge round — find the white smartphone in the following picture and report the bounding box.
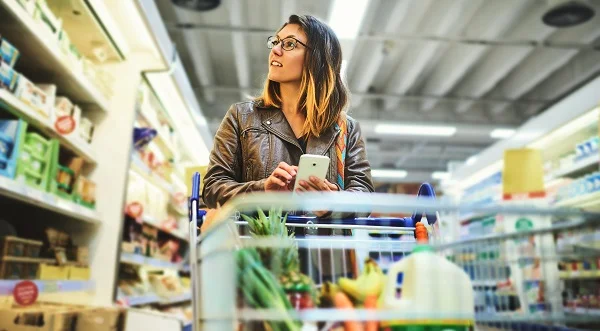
[293,154,331,192]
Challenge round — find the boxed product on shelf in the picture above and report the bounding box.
[0,37,20,67]
[16,133,56,190]
[45,228,70,249]
[0,236,42,258]
[0,118,26,179]
[15,75,51,118]
[72,175,96,209]
[67,265,90,280]
[79,117,94,143]
[32,0,62,39]
[0,256,41,279]
[54,96,73,116]
[37,84,57,114]
[0,60,18,91]
[38,263,69,280]
[0,304,126,331]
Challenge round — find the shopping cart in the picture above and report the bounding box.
[188,173,600,331]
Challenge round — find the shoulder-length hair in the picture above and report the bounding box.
[256,14,349,137]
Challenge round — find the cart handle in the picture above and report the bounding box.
[410,182,438,225]
[189,172,204,225]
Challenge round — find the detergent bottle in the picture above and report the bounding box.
[380,244,474,331]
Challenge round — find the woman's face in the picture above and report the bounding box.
[268,24,307,85]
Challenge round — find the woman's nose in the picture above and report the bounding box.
[271,42,283,56]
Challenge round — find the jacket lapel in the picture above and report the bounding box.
[307,125,340,156]
[259,107,302,150]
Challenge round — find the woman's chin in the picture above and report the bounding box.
[267,72,282,82]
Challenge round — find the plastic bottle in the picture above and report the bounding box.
[379,244,475,331]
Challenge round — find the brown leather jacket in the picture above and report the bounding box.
[202,101,374,209]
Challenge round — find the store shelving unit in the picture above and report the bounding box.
[445,76,600,330]
[0,2,206,329]
[0,174,101,224]
[0,0,111,111]
[0,90,96,163]
[120,252,186,271]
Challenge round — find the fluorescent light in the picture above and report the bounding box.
[372,169,408,179]
[328,0,370,39]
[374,124,457,136]
[431,171,450,180]
[466,156,477,165]
[490,128,516,139]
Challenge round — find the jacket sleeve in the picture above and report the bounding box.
[202,104,266,208]
[343,118,375,194]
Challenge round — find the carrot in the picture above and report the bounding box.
[415,222,428,242]
[363,294,378,331]
[333,291,364,331]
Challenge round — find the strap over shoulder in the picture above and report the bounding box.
[335,112,348,190]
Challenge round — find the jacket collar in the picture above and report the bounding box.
[258,105,340,156]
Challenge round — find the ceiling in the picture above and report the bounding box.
[155,0,600,183]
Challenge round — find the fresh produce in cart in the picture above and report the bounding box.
[237,248,301,331]
[241,208,319,308]
[318,258,386,330]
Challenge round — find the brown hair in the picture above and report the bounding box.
[257,14,349,137]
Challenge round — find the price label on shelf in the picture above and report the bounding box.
[13,281,39,306]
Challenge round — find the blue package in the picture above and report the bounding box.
[0,61,17,91]
[0,38,20,67]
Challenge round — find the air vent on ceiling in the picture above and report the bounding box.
[172,0,221,11]
[542,1,595,28]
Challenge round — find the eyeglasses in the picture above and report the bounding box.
[267,35,311,51]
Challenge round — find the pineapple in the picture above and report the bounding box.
[241,208,318,307]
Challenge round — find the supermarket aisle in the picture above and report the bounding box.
[0,0,599,331]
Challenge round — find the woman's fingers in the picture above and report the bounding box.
[272,167,293,182]
[277,162,297,177]
[310,176,330,190]
[324,179,339,191]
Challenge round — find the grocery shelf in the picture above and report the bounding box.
[471,280,500,287]
[560,270,600,279]
[0,279,94,296]
[118,292,191,307]
[119,293,160,306]
[459,211,494,224]
[130,154,174,193]
[555,190,600,212]
[0,175,101,224]
[0,0,110,112]
[120,252,185,271]
[565,307,600,316]
[546,153,599,181]
[0,89,97,164]
[143,215,188,242]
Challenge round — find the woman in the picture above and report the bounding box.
[202,14,374,211]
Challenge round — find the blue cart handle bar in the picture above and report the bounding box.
[188,172,437,229]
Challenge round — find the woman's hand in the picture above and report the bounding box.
[296,176,339,217]
[264,162,298,192]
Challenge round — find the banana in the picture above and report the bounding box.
[338,258,385,303]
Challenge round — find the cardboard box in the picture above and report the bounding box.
[0,305,79,331]
[76,308,125,331]
[0,305,126,331]
[67,265,90,280]
[38,264,69,280]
